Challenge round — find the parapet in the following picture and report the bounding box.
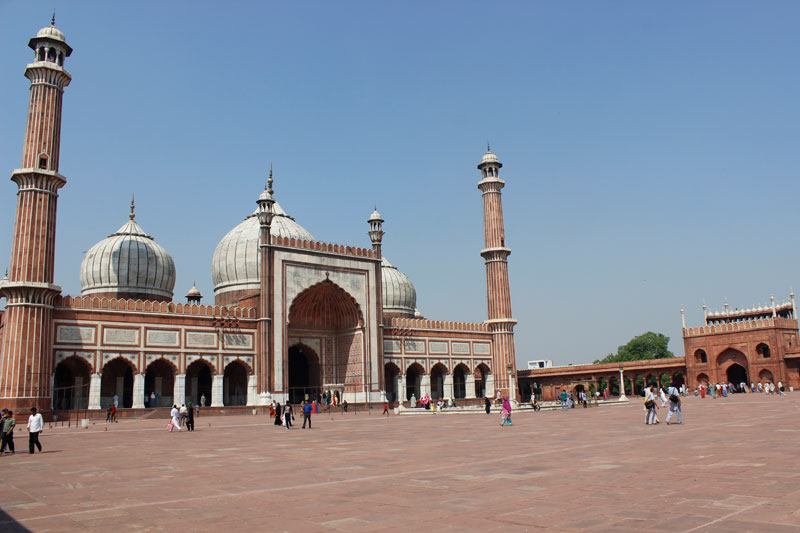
[55,295,256,319]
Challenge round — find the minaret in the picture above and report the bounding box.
[367,206,386,400]
[0,20,73,411]
[255,167,276,401]
[477,146,517,398]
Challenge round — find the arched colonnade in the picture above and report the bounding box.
[383,361,493,404]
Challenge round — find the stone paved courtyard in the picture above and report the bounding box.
[1,394,800,532]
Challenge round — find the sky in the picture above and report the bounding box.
[1,2,799,367]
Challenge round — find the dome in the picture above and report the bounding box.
[37,25,66,42]
[186,283,202,298]
[212,201,314,298]
[381,257,417,317]
[369,207,383,222]
[481,150,499,164]
[80,218,176,301]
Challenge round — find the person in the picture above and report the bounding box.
[769,381,776,395]
[383,402,390,416]
[659,387,668,407]
[179,404,188,426]
[168,404,181,432]
[500,397,512,426]
[603,387,609,401]
[110,404,117,423]
[105,406,113,423]
[283,402,293,429]
[700,384,706,398]
[274,402,283,426]
[186,402,195,431]
[150,391,156,407]
[484,397,491,414]
[200,393,206,407]
[27,407,44,454]
[581,390,588,408]
[342,400,348,412]
[532,398,541,411]
[665,381,682,425]
[559,390,568,409]
[644,385,658,425]
[435,399,443,413]
[302,400,312,429]
[721,384,728,398]
[113,394,119,408]
[1,410,16,454]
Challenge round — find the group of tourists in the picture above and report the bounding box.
[166,403,195,432]
[1,407,44,455]
[696,380,786,398]
[644,382,682,425]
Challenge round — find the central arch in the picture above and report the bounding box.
[54,356,91,410]
[223,360,249,406]
[145,358,176,408]
[726,363,748,386]
[186,359,214,407]
[288,279,363,331]
[288,344,321,404]
[101,357,135,408]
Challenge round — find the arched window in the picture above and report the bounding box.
[694,349,707,364]
[47,48,56,62]
[38,155,47,170]
[757,343,771,358]
[37,47,45,61]
[57,52,64,66]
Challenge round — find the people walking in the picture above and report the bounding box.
[150,391,156,407]
[1,410,16,454]
[168,405,181,432]
[179,404,188,426]
[484,397,491,414]
[383,402,390,416]
[644,385,659,425]
[284,402,293,429]
[186,402,195,431]
[500,397,512,426]
[273,402,283,426]
[658,387,668,407]
[302,400,312,429]
[26,407,44,454]
[665,381,682,425]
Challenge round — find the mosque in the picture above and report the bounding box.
[0,21,518,412]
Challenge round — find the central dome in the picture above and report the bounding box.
[212,201,313,303]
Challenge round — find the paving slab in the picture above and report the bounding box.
[1,394,799,531]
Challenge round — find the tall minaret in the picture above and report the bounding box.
[0,19,73,411]
[477,146,517,397]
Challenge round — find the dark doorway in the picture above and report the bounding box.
[100,358,134,408]
[727,363,748,385]
[453,364,468,399]
[406,364,423,402]
[53,357,91,410]
[145,359,176,407]
[475,364,490,399]
[288,345,321,404]
[384,363,400,402]
[186,360,213,407]
[430,364,446,399]
[224,361,248,406]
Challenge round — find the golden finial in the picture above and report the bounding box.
[267,164,274,195]
[129,194,135,220]
[51,12,56,26]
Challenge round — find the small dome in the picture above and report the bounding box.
[212,200,314,299]
[481,151,499,164]
[80,219,176,301]
[381,257,416,317]
[37,25,66,42]
[369,207,383,222]
[186,283,202,298]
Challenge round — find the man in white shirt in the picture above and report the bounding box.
[27,407,44,454]
[665,382,682,425]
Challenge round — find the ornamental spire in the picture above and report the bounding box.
[129,194,136,220]
[267,164,274,196]
[51,11,56,26]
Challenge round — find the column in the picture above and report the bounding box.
[618,369,628,401]
[132,373,145,408]
[420,374,431,398]
[443,373,454,400]
[173,374,186,407]
[465,373,476,399]
[88,373,101,410]
[247,374,258,406]
[211,374,224,407]
[397,375,406,405]
[485,374,495,399]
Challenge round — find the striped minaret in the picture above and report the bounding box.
[0,19,73,411]
[477,146,517,397]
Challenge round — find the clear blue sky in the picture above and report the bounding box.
[2,2,799,366]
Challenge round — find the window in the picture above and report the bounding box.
[695,349,707,364]
[757,343,771,358]
[38,157,47,170]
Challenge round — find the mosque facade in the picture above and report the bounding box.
[0,22,517,412]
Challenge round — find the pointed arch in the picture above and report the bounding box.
[288,279,363,331]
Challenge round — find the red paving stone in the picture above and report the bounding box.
[1,395,799,532]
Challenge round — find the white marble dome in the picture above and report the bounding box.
[80,218,176,300]
[481,150,499,164]
[37,25,66,42]
[212,201,314,297]
[382,257,417,317]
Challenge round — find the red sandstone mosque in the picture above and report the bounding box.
[3,22,799,414]
[0,21,517,412]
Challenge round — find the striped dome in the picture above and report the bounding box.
[382,257,416,317]
[80,219,176,300]
[212,201,314,297]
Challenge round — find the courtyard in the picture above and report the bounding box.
[1,395,800,532]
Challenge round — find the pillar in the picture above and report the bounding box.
[465,373,476,399]
[618,369,627,401]
[485,374,495,399]
[173,374,186,407]
[211,374,224,407]
[88,373,101,410]
[132,373,145,408]
[247,374,258,406]
[420,374,431,398]
[443,373,454,400]
[397,374,406,404]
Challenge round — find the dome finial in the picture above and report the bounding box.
[487,142,491,153]
[129,194,136,220]
[267,164,274,195]
[51,11,56,26]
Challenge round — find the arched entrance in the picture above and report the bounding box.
[453,364,469,399]
[672,372,685,387]
[406,363,423,402]
[430,363,447,399]
[726,363,748,386]
[475,363,490,398]
[145,359,176,407]
[53,356,91,410]
[224,360,249,406]
[758,369,774,383]
[288,344,321,404]
[186,359,213,407]
[101,357,134,408]
[696,373,709,386]
[384,363,400,402]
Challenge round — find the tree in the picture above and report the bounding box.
[593,332,674,364]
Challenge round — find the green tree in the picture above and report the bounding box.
[593,332,674,364]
